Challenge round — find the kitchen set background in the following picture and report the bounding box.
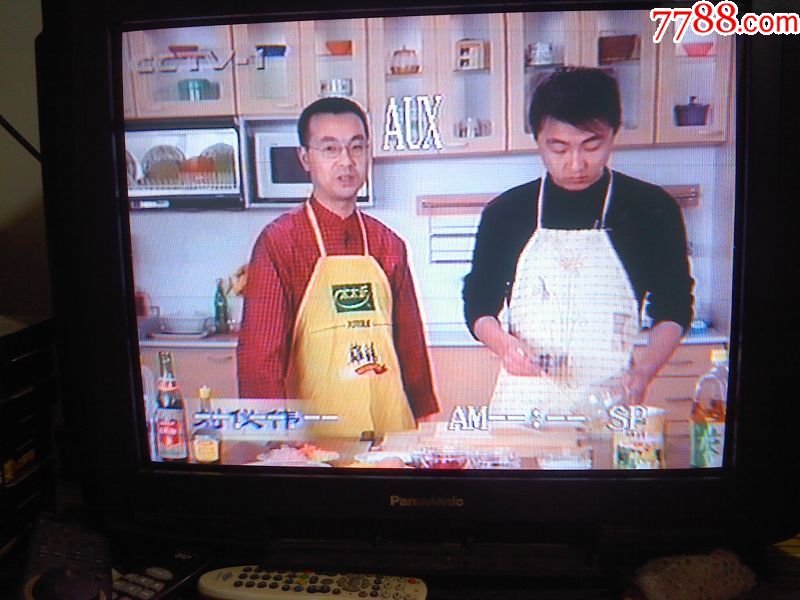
[125,11,736,345]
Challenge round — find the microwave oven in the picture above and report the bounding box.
[251,131,371,205]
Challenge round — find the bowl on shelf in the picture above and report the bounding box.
[683,42,713,57]
[325,40,352,56]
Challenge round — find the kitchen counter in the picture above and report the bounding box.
[188,424,690,470]
[138,325,727,349]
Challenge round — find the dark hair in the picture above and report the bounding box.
[528,67,621,139]
[297,97,370,147]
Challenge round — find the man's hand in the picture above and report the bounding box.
[622,321,685,404]
[621,367,653,404]
[474,315,542,377]
[500,336,544,376]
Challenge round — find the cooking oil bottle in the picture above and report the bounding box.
[690,348,728,468]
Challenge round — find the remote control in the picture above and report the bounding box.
[111,546,211,600]
[20,513,112,600]
[197,566,427,600]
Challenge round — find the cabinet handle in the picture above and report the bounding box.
[667,359,694,367]
[665,396,693,403]
[697,130,724,136]
[206,354,234,363]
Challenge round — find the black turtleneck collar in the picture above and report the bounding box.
[540,168,612,230]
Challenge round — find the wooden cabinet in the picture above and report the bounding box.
[507,10,657,151]
[656,33,733,143]
[232,23,305,117]
[428,346,500,422]
[122,34,137,119]
[637,343,724,434]
[122,14,733,154]
[433,13,507,155]
[128,26,237,118]
[140,346,239,399]
[506,11,582,151]
[299,19,369,113]
[367,15,439,157]
[578,10,658,146]
[368,13,506,156]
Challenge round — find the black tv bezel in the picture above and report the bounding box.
[37,0,800,554]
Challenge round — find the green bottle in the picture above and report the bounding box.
[214,278,230,334]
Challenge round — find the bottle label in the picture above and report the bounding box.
[690,421,725,468]
[156,418,188,460]
[192,436,220,463]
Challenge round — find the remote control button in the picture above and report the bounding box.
[254,567,264,573]
[371,592,379,598]
[250,574,260,580]
[243,567,253,572]
[144,567,173,581]
[309,576,319,583]
[261,573,272,580]
[294,585,304,592]
[269,582,279,588]
[147,581,164,592]
[274,574,283,581]
[245,581,255,588]
[359,592,368,598]
[238,573,248,580]
[333,590,341,595]
[257,582,267,588]
[282,584,291,591]
[136,590,156,600]
[234,581,243,587]
[322,577,334,585]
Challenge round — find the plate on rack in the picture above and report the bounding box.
[126,150,140,184]
[200,143,236,175]
[141,145,186,181]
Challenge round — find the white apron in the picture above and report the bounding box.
[285,202,415,438]
[489,172,640,421]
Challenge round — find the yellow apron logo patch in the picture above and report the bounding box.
[348,342,388,375]
[332,283,375,313]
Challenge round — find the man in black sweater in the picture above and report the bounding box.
[463,68,694,410]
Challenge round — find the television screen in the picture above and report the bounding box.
[123,6,737,473]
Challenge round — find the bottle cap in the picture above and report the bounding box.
[710,348,728,364]
[198,385,212,399]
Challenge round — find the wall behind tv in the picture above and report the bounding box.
[0,0,51,316]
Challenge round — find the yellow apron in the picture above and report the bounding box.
[285,202,415,438]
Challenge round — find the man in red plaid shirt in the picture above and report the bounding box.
[237,98,439,438]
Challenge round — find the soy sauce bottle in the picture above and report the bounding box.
[154,351,189,462]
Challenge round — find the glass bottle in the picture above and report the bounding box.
[191,385,222,464]
[140,356,159,460]
[154,350,189,462]
[214,278,230,334]
[690,348,728,468]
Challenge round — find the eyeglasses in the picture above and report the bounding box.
[306,139,369,160]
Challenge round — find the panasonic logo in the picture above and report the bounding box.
[389,495,465,508]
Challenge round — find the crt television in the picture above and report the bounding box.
[36,0,800,572]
